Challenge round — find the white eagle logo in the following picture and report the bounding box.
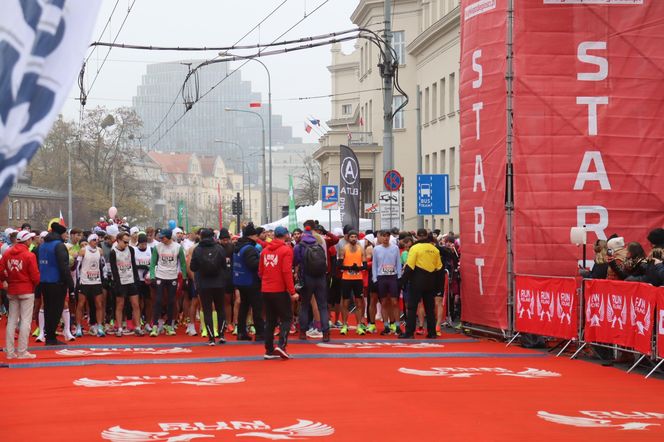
[101,420,334,441]
[630,297,652,336]
[556,292,573,325]
[74,374,245,388]
[607,295,628,329]
[264,254,279,268]
[516,289,535,319]
[538,411,660,431]
[536,291,554,322]
[398,367,560,379]
[57,347,192,357]
[585,293,605,327]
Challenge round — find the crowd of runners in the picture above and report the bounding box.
[1,217,461,360]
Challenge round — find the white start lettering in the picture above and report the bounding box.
[57,347,192,357]
[74,374,245,388]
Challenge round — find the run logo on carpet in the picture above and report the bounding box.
[398,367,561,379]
[102,419,334,441]
[57,347,192,357]
[538,411,664,431]
[74,374,245,388]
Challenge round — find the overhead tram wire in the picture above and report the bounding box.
[141,0,292,147]
[151,0,333,150]
[86,0,137,98]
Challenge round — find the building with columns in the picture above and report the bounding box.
[315,0,461,232]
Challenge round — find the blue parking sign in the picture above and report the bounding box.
[417,175,449,215]
[322,185,339,202]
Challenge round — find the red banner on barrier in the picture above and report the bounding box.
[513,1,664,277]
[459,0,507,329]
[657,289,664,359]
[515,276,577,340]
[584,279,655,356]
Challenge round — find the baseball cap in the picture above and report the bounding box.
[87,234,99,242]
[106,224,119,236]
[4,227,16,236]
[160,229,173,240]
[39,231,48,238]
[274,226,289,238]
[130,226,140,235]
[173,227,183,235]
[16,231,35,242]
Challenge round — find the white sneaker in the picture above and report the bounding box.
[64,332,76,342]
[5,351,17,359]
[186,323,197,336]
[306,329,323,339]
[17,352,36,359]
[35,335,45,343]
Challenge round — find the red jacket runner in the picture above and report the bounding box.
[0,243,40,295]
[259,239,296,295]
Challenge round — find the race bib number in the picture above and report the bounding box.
[381,265,396,275]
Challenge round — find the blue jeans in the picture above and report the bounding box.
[299,275,329,332]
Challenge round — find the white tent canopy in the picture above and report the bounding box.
[261,201,372,231]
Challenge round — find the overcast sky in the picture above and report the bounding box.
[62,0,360,144]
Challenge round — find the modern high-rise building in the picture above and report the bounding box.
[132,60,300,179]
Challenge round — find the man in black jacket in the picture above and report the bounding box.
[38,223,75,346]
[190,228,228,345]
[232,223,265,341]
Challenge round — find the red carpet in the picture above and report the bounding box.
[2,321,664,440]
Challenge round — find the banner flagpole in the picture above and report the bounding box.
[505,0,516,338]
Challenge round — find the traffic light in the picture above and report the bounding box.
[231,195,243,215]
[231,199,238,215]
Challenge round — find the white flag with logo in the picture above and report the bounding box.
[0,0,101,201]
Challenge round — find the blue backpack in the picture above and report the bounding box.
[232,244,257,287]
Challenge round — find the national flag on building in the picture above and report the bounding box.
[249,102,262,108]
[305,123,313,134]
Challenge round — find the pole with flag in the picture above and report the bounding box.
[59,210,66,227]
[185,203,190,233]
[177,201,184,228]
[288,175,298,232]
[217,182,223,230]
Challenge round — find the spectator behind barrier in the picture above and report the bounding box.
[579,240,608,279]
[606,237,627,280]
[610,241,647,281]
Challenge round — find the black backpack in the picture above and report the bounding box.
[302,242,327,277]
[198,245,222,277]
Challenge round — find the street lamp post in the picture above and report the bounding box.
[219,52,273,221]
[224,107,267,224]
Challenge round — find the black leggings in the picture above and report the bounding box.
[153,279,177,325]
[199,287,226,337]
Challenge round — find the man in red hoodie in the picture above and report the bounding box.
[1,231,40,359]
[259,226,298,360]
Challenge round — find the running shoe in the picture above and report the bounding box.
[145,323,152,332]
[334,321,343,328]
[322,330,330,343]
[115,328,122,338]
[390,323,398,334]
[35,335,45,343]
[226,323,234,333]
[5,352,16,359]
[31,327,40,337]
[274,347,290,360]
[436,329,442,337]
[232,324,238,336]
[149,326,159,337]
[415,326,425,336]
[248,325,256,335]
[217,335,226,344]
[65,332,76,342]
[164,325,176,336]
[88,325,97,336]
[306,329,323,339]
[289,324,297,335]
[340,324,348,335]
[380,328,391,336]
[207,339,216,346]
[17,352,36,359]
[123,328,134,336]
[356,324,366,336]
[134,328,145,337]
[264,351,280,360]
[186,323,197,336]
[366,323,377,334]
[97,327,106,338]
